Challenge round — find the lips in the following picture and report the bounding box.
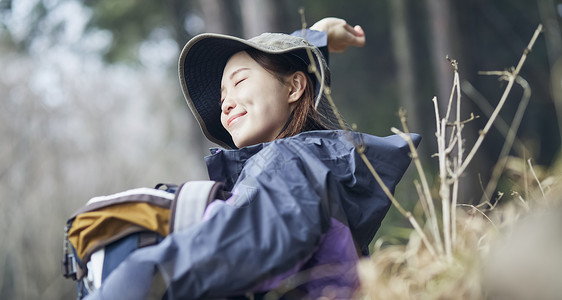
[227,112,246,128]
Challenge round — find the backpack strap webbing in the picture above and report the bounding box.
[169,181,225,233]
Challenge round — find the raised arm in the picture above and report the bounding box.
[291,17,366,64]
[310,17,366,53]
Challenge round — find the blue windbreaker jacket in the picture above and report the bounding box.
[85,130,420,300]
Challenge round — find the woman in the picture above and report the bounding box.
[86,18,419,300]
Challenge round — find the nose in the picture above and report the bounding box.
[221,96,235,114]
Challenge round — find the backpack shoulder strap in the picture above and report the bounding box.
[170,181,225,233]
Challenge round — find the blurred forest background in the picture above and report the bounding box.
[0,0,560,298]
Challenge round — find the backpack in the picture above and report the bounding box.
[62,181,226,299]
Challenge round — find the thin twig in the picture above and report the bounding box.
[446,113,478,126]
[391,126,442,257]
[444,56,458,121]
[523,151,529,199]
[457,204,498,230]
[475,191,502,211]
[461,81,528,157]
[458,24,543,175]
[438,115,452,260]
[358,152,438,258]
[436,113,450,258]
[480,76,531,203]
[478,173,490,203]
[527,159,545,199]
[452,64,463,249]
[444,136,458,155]
[414,180,430,219]
[432,97,440,137]
[399,109,440,225]
[511,191,530,211]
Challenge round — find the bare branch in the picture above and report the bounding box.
[391,125,443,256]
[458,24,543,175]
[414,180,431,219]
[461,80,528,157]
[452,60,463,248]
[358,151,438,258]
[446,113,478,126]
[480,76,532,203]
[432,96,441,137]
[528,159,546,199]
[457,204,498,230]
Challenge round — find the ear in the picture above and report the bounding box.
[287,71,307,104]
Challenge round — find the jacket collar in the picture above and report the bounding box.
[205,143,264,191]
[204,130,350,190]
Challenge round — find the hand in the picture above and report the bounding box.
[310,17,366,53]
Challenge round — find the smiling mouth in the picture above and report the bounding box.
[227,112,246,127]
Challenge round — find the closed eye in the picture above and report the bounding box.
[235,78,247,86]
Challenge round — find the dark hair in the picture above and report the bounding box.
[245,48,328,139]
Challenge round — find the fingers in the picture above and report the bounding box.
[344,23,363,37]
[354,25,365,37]
[350,25,366,47]
[312,17,366,52]
[342,24,365,48]
[343,23,356,34]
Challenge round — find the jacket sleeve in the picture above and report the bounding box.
[85,144,331,300]
[291,29,329,64]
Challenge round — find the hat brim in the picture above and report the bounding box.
[178,33,327,149]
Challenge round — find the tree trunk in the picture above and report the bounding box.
[199,0,233,34]
[240,0,276,38]
[538,0,562,144]
[390,0,420,134]
[425,0,485,203]
[424,0,453,114]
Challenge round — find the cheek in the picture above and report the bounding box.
[256,87,289,114]
[261,96,291,120]
[220,113,228,130]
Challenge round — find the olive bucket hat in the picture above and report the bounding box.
[178,32,342,149]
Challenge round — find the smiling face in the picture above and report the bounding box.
[220,51,301,148]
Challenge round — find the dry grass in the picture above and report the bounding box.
[350,24,560,299]
[356,183,562,300]
[356,212,487,300]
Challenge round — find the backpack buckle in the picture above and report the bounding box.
[62,223,80,280]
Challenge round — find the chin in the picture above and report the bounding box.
[232,131,274,148]
[233,137,262,148]
[232,137,249,148]
[234,141,252,148]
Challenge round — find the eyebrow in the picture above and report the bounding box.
[229,67,250,80]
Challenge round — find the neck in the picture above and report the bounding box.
[275,110,296,140]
